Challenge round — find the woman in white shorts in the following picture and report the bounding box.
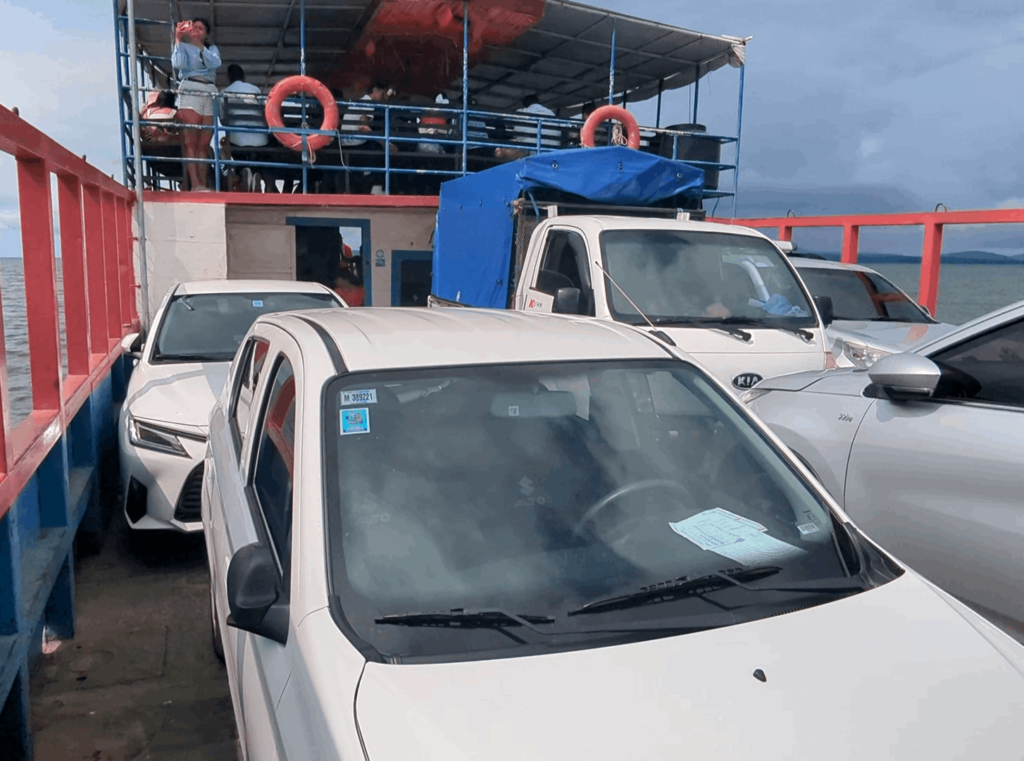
[171,18,221,190]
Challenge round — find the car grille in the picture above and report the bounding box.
[173,464,204,524]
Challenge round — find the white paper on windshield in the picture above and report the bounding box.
[669,507,805,566]
[341,389,378,406]
[797,522,820,536]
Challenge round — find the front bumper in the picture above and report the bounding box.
[119,413,208,532]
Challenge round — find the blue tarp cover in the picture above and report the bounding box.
[432,147,705,309]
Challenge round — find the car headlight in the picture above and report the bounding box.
[741,387,773,404]
[837,339,891,369]
[127,414,190,457]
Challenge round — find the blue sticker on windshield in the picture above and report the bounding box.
[252,299,264,308]
[340,407,370,436]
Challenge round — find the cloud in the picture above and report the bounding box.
[995,197,1024,210]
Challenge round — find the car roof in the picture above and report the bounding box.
[558,216,774,240]
[173,279,340,296]
[790,258,875,273]
[271,308,675,372]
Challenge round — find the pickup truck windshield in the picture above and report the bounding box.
[600,231,816,328]
[324,360,871,662]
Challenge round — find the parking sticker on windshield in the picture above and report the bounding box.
[340,408,370,436]
[669,508,805,566]
[797,522,820,536]
[341,389,378,406]
[252,299,264,308]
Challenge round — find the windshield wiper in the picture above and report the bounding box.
[649,316,752,343]
[568,565,863,617]
[375,609,556,643]
[712,317,815,342]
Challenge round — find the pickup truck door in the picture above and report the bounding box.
[522,227,595,316]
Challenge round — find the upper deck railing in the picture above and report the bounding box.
[126,90,738,199]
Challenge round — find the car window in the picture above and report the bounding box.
[230,337,271,452]
[797,267,930,323]
[535,231,592,314]
[252,356,297,570]
[151,291,340,363]
[325,360,860,660]
[930,319,1024,407]
[601,231,814,326]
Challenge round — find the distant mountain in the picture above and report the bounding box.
[796,249,1024,265]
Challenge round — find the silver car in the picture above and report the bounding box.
[790,257,957,367]
[744,300,1024,633]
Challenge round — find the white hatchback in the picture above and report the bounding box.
[204,307,1024,761]
[118,280,344,533]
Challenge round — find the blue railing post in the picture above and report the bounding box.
[213,97,222,192]
[384,105,391,195]
[461,0,469,176]
[732,63,745,218]
[656,80,663,129]
[693,67,700,124]
[112,3,129,186]
[608,21,616,106]
[300,0,308,193]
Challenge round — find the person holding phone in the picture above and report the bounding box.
[171,17,221,190]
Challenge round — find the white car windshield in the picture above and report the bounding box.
[600,231,815,328]
[797,267,932,323]
[325,360,894,661]
[151,291,339,363]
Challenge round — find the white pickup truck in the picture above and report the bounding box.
[429,147,836,392]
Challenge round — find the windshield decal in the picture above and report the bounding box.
[797,522,820,536]
[669,507,806,565]
[252,299,264,308]
[340,407,371,436]
[341,389,378,406]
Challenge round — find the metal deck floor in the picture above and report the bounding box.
[29,514,239,760]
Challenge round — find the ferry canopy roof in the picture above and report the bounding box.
[125,0,746,113]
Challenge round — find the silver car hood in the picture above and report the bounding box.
[829,321,957,353]
[355,573,1024,760]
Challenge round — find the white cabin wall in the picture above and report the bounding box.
[139,201,227,323]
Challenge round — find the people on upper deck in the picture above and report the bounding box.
[497,94,559,161]
[140,90,178,145]
[215,65,268,192]
[171,17,221,190]
[340,81,396,194]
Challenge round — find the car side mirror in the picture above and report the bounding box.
[813,296,834,327]
[553,287,582,315]
[867,353,941,400]
[120,332,143,357]
[225,543,289,644]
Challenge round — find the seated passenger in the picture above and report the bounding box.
[140,90,179,146]
[496,95,559,161]
[217,64,268,191]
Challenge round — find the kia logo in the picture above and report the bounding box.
[732,373,763,390]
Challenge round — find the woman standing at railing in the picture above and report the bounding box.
[171,18,221,190]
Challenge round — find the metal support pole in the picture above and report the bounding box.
[655,80,663,128]
[692,66,700,124]
[300,0,308,192]
[731,63,745,218]
[608,22,616,106]
[461,0,469,176]
[113,3,129,186]
[126,0,150,331]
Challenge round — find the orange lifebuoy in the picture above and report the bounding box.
[265,75,339,153]
[580,105,641,150]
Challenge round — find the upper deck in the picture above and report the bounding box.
[115,0,749,207]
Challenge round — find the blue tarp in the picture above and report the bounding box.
[432,147,705,309]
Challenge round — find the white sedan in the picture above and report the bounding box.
[790,256,957,367]
[204,307,1024,760]
[119,280,344,533]
[745,300,1024,634]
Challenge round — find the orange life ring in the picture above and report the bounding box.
[265,75,339,153]
[580,105,641,150]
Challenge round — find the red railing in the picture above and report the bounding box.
[0,104,138,519]
[711,209,1024,315]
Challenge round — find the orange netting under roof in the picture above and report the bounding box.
[329,0,545,98]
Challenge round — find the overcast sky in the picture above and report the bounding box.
[2,0,1023,256]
